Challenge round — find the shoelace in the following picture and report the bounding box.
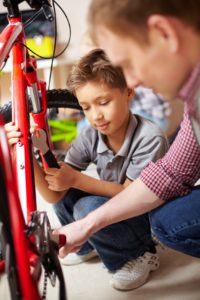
[120,256,145,272]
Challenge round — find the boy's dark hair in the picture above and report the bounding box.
[67,48,127,95]
[88,0,200,42]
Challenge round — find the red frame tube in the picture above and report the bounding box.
[0,10,64,299]
[0,115,41,300]
[0,15,50,300]
[10,17,37,221]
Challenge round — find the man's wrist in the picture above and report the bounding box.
[84,210,106,236]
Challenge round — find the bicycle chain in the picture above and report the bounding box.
[42,269,48,300]
[27,211,57,288]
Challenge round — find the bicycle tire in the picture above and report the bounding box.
[0,165,22,300]
[0,89,82,123]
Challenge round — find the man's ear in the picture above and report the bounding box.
[147,15,179,53]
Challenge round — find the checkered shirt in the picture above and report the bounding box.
[140,64,200,201]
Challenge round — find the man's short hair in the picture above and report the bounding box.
[88,0,200,42]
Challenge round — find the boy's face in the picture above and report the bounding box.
[76,81,132,139]
[95,20,193,101]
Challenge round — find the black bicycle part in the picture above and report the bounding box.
[0,89,82,124]
[0,165,22,300]
[3,0,52,19]
[43,150,60,168]
[27,211,67,300]
[42,240,67,300]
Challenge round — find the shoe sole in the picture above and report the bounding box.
[60,251,98,266]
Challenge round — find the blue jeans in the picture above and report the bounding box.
[53,188,156,271]
[150,185,200,258]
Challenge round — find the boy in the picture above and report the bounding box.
[6,49,168,290]
[53,0,200,274]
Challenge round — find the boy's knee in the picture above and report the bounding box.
[73,196,107,220]
[53,202,62,214]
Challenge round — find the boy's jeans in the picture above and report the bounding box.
[53,188,155,271]
[150,185,200,258]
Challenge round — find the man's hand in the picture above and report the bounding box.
[53,218,93,257]
[45,161,77,191]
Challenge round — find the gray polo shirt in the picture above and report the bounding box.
[64,113,169,184]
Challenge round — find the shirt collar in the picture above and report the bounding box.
[97,113,138,156]
[179,61,200,116]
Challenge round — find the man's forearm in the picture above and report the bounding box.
[85,178,164,234]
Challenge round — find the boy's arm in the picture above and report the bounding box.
[4,122,66,204]
[45,162,132,198]
[33,156,66,203]
[71,170,132,197]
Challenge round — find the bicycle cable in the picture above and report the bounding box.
[20,1,71,61]
[19,0,71,91]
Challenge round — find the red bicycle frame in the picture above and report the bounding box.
[0,2,66,299]
[0,14,53,221]
[0,114,41,299]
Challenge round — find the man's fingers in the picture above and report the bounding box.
[58,246,68,258]
[52,228,62,235]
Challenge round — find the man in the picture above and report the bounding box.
[54,0,200,279]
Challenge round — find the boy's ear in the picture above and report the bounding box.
[147,15,179,53]
[127,88,134,100]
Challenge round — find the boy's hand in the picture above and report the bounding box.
[5,122,22,145]
[44,161,77,191]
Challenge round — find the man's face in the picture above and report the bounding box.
[96,24,191,101]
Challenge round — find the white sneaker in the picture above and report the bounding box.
[60,250,98,266]
[110,252,160,290]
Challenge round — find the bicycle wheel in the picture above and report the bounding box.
[0,164,22,300]
[0,89,82,123]
[0,115,67,300]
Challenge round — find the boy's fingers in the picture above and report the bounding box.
[8,137,20,145]
[5,121,14,127]
[45,168,59,175]
[5,124,19,132]
[30,127,35,134]
[7,131,21,138]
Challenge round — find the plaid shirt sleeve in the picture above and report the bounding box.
[140,107,200,200]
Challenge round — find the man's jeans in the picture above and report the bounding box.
[150,185,200,258]
[53,188,155,271]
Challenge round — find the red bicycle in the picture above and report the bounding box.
[0,0,81,299]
